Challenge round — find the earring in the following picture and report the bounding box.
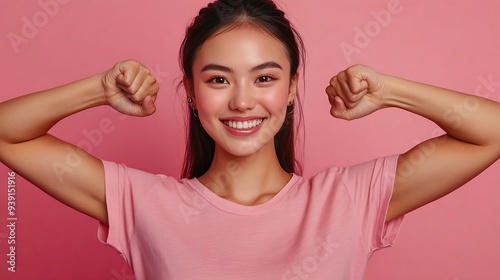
[187,97,198,117]
[287,101,294,115]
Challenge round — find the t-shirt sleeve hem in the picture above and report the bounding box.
[379,214,404,249]
[96,160,127,257]
[374,154,405,250]
[97,221,109,243]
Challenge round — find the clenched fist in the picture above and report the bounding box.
[101,60,159,116]
[325,64,386,120]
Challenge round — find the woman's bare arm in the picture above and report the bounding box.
[326,65,500,222]
[0,60,159,224]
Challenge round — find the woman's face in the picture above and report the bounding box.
[191,25,297,157]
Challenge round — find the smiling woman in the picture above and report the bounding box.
[191,25,297,181]
[180,2,305,180]
[0,0,500,280]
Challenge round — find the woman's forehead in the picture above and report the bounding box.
[193,25,291,72]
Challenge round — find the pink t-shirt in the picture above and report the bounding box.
[98,155,403,280]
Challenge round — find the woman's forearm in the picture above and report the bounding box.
[0,74,106,144]
[383,74,500,153]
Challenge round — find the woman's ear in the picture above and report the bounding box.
[183,77,196,108]
[288,73,299,103]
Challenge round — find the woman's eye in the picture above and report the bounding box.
[256,75,274,83]
[210,77,228,84]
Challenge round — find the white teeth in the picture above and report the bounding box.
[224,119,263,130]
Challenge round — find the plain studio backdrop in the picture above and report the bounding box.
[1,0,499,279]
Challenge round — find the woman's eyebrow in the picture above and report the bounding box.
[251,62,283,72]
[201,61,283,73]
[201,64,232,73]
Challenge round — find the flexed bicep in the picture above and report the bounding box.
[387,134,498,222]
[1,135,108,224]
[0,59,160,224]
[379,75,500,222]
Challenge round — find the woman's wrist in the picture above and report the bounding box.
[82,73,109,109]
[380,74,412,110]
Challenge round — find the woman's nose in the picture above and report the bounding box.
[229,84,256,111]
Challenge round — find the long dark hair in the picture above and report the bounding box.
[179,0,305,178]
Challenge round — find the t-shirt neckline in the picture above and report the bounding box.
[186,174,301,216]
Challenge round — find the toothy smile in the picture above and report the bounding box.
[223,119,264,130]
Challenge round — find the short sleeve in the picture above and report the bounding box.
[341,155,403,252]
[97,160,160,263]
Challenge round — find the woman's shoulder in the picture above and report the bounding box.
[101,159,192,189]
[304,155,399,187]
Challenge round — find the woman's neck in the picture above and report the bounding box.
[198,143,292,206]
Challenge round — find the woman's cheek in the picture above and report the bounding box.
[261,85,290,113]
[196,87,224,115]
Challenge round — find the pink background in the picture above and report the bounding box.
[1,0,500,279]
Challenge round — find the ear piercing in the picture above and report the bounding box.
[287,100,295,114]
[187,97,198,117]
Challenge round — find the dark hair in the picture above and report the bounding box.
[179,0,305,178]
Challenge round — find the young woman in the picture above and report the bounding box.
[1,0,499,279]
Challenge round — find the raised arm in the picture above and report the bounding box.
[326,65,500,222]
[0,60,158,224]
